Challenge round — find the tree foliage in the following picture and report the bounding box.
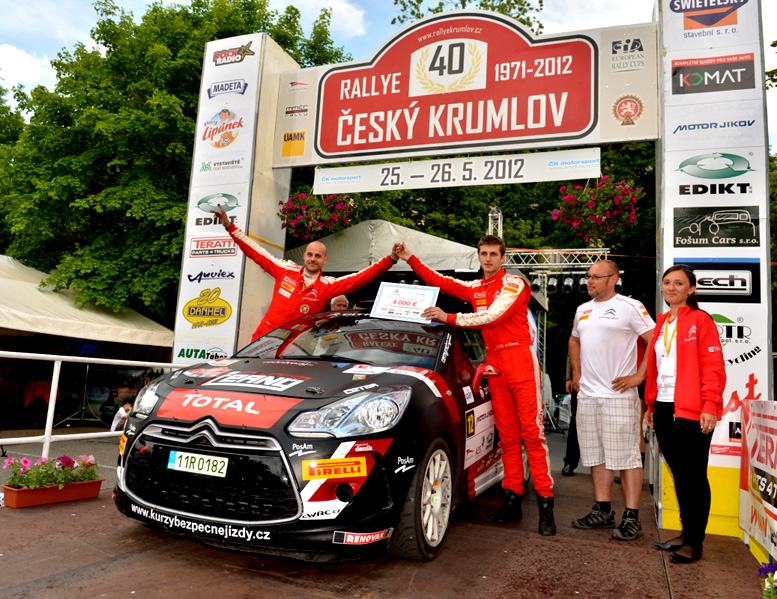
[0,0,349,325]
[392,0,544,35]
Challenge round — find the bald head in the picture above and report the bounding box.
[303,241,328,275]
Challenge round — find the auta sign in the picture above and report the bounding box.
[315,13,596,159]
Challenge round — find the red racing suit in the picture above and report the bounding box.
[407,255,553,497]
[227,224,394,340]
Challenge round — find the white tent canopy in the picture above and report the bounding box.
[0,255,173,347]
[284,219,481,272]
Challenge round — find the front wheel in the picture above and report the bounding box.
[389,437,453,560]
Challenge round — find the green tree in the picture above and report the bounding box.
[0,81,24,146]
[392,0,544,34]
[0,0,349,325]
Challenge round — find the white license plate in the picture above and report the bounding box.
[167,450,229,478]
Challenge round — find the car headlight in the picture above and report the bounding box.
[288,386,412,438]
[132,378,165,419]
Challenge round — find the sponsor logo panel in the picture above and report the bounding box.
[281,131,306,157]
[202,372,311,392]
[212,41,256,66]
[207,79,249,99]
[674,259,760,304]
[673,205,759,247]
[175,345,229,361]
[671,53,755,95]
[202,108,245,149]
[610,38,646,72]
[158,389,303,428]
[182,288,233,329]
[302,457,367,480]
[664,100,764,151]
[332,528,392,545]
[189,237,238,258]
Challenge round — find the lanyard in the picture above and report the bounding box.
[663,317,678,355]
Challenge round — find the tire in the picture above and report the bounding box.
[389,437,453,560]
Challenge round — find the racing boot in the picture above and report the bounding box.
[484,489,523,523]
[537,495,556,536]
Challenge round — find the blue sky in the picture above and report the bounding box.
[0,0,774,148]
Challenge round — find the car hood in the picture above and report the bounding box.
[166,358,419,398]
[151,358,433,431]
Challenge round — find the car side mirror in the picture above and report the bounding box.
[472,363,500,395]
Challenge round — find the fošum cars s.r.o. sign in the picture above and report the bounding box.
[315,13,596,160]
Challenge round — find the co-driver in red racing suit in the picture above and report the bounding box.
[403,241,555,536]
[225,223,396,341]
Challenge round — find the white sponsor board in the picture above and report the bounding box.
[661,0,760,52]
[312,148,601,194]
[174,34,266,364]
[663,99,765,152]
[464,401,495,470]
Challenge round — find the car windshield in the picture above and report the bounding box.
[235,312,444,369]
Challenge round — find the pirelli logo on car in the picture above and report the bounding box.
[302,457,367,480]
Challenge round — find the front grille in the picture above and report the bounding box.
[124,420,301,524]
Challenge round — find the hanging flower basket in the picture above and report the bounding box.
[2,479,104,508]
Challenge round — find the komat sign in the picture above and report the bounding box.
[315,13,596,160]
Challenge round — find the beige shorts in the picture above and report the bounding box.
[576,395,643,470]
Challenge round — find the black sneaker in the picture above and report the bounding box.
[612,516,643,541]
[561,464,575,476]
[571,508,616,529]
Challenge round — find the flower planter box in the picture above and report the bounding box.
[1,479,104,508]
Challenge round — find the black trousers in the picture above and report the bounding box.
[653,401,713,551]
[564,391,579,469]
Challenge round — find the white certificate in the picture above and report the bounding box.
[370,282,440,324]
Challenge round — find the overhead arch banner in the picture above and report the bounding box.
[274,11,658,166]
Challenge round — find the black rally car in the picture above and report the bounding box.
[114,312,503,561]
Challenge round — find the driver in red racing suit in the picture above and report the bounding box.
[397,236,555,536]
[213,206,400,341]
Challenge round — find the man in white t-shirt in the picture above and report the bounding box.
[568,259,654,541]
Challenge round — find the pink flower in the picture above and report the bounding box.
[298,193,308,199]
[552,209,560,220]
[584,201,595,208]
[57,455,75,468]
[574,185,584,190]
[35,457,48,466]
[572,218,581,227]
[559,186,567,192]
[3,457,15,469]
[601,175,610,180]
[300,204,308,210]
[21,458,31,468]
[331,214,339,221]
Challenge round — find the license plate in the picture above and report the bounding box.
[167,450,228,478]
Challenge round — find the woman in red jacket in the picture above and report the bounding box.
[645,264,726,564]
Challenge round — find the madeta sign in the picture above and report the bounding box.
[315,13,596,159]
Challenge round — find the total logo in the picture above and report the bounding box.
[212,42,255,66]
[202,108,244,149]
[676,153,753,179]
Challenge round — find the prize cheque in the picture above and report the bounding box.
[371,282,440,325]
[313,148,600,194]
